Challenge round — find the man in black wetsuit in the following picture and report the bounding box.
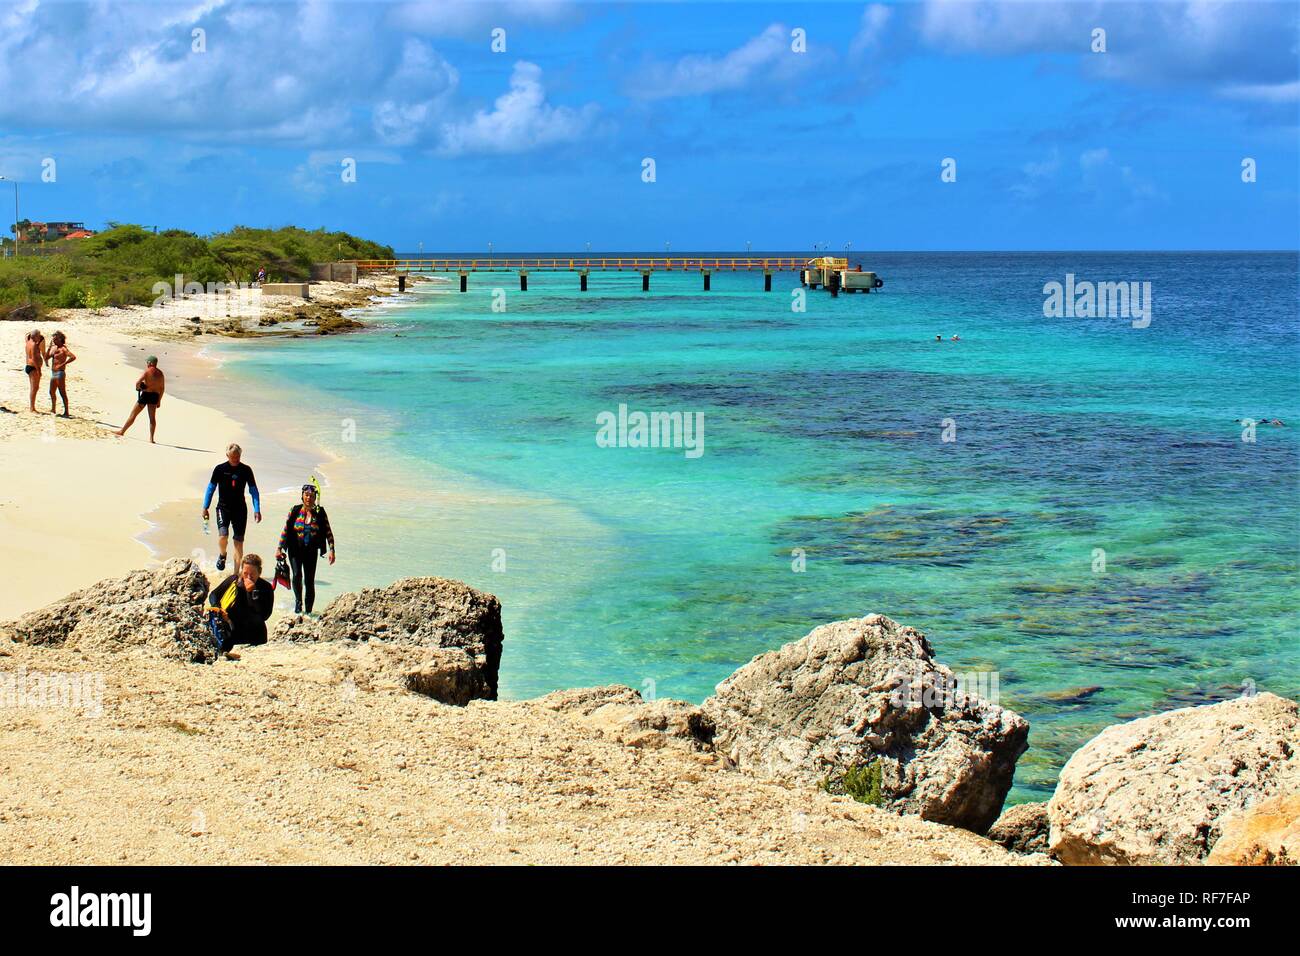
[207,554,274,660]
[202,442,262,571]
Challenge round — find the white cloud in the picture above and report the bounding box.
[1011,148,1062,200]
[1218,80,1300,104]
[918,0,1084,55]
[0,2,463,149]
[372,40,460,146]
[916,0,1299,101]
[1079,147,1110,170]
[438,61,598,156]
[0,2,391,143]
[1077,147,1163,201]
[850,4,894,58]
[626,23,811,100]
[390,0,580,39]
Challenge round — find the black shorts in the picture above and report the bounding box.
[137,390,160,406]
[24,365,35,375]
[215,504,248,541]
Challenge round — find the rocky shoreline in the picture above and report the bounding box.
[2,561,1296,865]
[38,271,432,343]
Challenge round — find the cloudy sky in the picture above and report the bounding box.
[0,0,1296,250]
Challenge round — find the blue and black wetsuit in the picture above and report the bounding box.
[204,461,260,541]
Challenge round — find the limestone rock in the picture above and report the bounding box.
[1,559,214,662]
[703,614,1029,833]
[537,685,644,716]
[1205,793,1300,866]
[987,801,1050,855]
[537,685,716,752]
[1048,692,1299,865]
[274,577,503,703]
[1,303,38,323]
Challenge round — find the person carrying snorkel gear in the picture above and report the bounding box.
[276,479,335,615]
[206,554,274,660]
[202,443,261,571]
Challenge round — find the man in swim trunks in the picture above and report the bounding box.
[115,356,166,442]
[46,331,76,417]
[23,330,45,412]
[202,442,262,571]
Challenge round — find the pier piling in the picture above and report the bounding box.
[702,270,711,291]
[520,272,528,292]
[398,274,407,293]
[641,271,650,292]
[580,271,588,292]
[459,271,468,293]
[764,270,772,292]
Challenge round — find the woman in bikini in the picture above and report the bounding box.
[23,329,45,412]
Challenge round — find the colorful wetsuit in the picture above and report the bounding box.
[279,504,334,614]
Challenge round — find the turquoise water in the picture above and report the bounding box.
[218,252,1299,800]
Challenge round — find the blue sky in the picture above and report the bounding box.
[1,0,1296,251]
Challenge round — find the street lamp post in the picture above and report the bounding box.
[0,176,17,259]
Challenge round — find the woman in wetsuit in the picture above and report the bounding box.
[276,484,336,615]
[206,553,274,659]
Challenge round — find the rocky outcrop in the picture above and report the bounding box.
[275,577,503,704]
[0,559,214,662]
[987,801,1051,855]
[702,614,1029,833]
[1,303,38,323]
[537,685,716,753]
[1206,794,1300,866]
[1048,693,1299,865]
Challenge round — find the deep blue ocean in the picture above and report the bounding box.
[216,251,1299,800]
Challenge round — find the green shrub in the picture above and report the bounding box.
[820,761,885,806]
[0,223,391,311]
[56,280,87,308]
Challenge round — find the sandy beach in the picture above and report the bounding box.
[0,276,405,620]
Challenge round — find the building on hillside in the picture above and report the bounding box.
[10,221,96,242]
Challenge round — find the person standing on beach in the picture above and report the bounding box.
[114,356,166,442]
[202,443,261,571]
[23,330,46,412]
[206,553,274,660]
[276,483,336,615]
[46,331,76,417]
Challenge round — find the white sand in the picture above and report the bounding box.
[0,322,255,618]
[0,275,410,621]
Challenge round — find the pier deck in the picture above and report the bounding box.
[346,256,879,294]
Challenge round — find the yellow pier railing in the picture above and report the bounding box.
[349,255,874,294]
[351,256,823,273]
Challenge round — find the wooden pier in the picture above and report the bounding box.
[349,255,883,294]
